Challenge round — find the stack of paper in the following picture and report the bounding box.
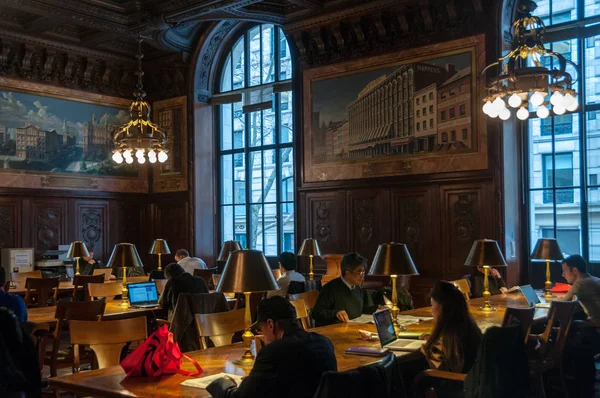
[181,373,244,389]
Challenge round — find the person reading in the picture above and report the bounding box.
[311,252,378,327]
[175,249,208,275]
[560,254,600,322]
[467,266,508,298]
[159,263,208,320]
[207,296,337,398]
[267,252,305,298]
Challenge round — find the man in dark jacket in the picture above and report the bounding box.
[207,296,337,398]
[159,263,208,319]
[311,252,378,326]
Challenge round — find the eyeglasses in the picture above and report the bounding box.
[351,270,366,276]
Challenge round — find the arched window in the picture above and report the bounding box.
[524,1,600,262]
[217,25,294,255]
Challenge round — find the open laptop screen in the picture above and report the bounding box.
[373,309,397,347]
[128,282,158,305]
[520,285,540,306]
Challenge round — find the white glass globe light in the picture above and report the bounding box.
[550,91,564,106]
[530,91,545,107]
[125,156,134,164]
[487,107,499,118]
[553,105,566,115]
[499,107,511,120]
[137,156,146,164]
[135,149,145,159]
[566,99,579,112]
[482,101,492,115]
[149,156,157,164]
[112,152,123,163]
[536,105,550,119]
[158,151,168,163]
[493,97,506,112]
[148,149,156,158]
[123,149,132,158]
[508,93,522,108]
[517,107,530,120]
[563,93,575,107]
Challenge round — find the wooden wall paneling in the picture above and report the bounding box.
[30,199,68,257]
[153,196,190,268]
[439,182,494,278]
[72,200,110,264]
[0,197,21,250]
[114,199,146,264]
[346,189,391,263]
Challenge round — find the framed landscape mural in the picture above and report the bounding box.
[0,77,148,193]
[303,35,488,183]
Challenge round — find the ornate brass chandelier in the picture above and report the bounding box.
[111,0,168,165]
[482,0,579,121]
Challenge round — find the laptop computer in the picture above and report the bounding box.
[520,285,551,308]
[128,281,159,308]
[373,309,425,352]
[92,268,113,281]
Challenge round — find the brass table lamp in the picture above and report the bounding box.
[217,240,242,273]
[149,238,171,271]
[531,238,564,299]
[297,238,322,281]
[464,239,507,312]
[368,242,419,334]
[106,243,144,307]
[66,241,90,276]
[215,249,278,366]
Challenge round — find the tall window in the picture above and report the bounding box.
[526,0,600,263]
[217,25,294,256]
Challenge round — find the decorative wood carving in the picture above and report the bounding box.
[355,199,374,245]
[315,201,331,244]
[347,189,390,261]
[300,191,345,254]
[0,204,16,249]
[81,208,102,252]
[32,201,66,256]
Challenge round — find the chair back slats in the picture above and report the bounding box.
[13,270,42,282]
[70,317,147,370]
[538,300,577,362]
[290,299,310,330]
[502,306,535,343]
[194,309,246,349]
[87,282,123,300]
[193,268,218,288]
[71,274,105,301]
[155,279,167,295]
[24,277,60,307]
[450,278,471,301]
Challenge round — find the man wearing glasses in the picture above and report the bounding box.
[312,252,378,326]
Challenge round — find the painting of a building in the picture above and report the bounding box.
[333,121,349,158]
[413,83,438,152]
[0,124,5,143]
[16,125,61,162]
[436,67,472,151]
[82,114,114,154]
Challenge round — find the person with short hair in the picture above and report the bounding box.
[311,252,378,326]
[159,263,208,320]
[175,249,207,275]
[561,255,600,322]
[0,268,27,322]
[267,252,305,298]
[467,265,508,298]
[207,296,337,398]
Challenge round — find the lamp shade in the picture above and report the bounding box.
[66,241,90,259]
[217,240,242,262]
[216,250,278,293]
[297,238,322,257]
[530,238,564,261]
[464,239,507,267]
[106,243,144,269]
[149,238,171,255]
[368,243,419,276]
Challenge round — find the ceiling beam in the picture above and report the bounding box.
[286,0,323,9]
[23,16,69,34]
[163,0,263,24]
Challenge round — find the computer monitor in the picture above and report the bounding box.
[1,248,35,280]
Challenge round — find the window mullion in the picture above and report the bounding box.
[579,34,589,258]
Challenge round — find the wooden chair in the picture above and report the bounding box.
[42,298,107,377]
[24,277,59,307]
[502,306,535,343]
[13,270,42,281]
[528,300,577,398]
[272,268,282,280]
[449,278,471,301]
[155,278,167,295]
[194,309,246,349]
[290,299,310,330]
[321,254,343,285]
[87,282,123,300]
[289,290,319,328]
[212,273,221,288]
[70,317,147,370]
[194,267,218,288]
[127,275,150,284]
[71,274,104,301]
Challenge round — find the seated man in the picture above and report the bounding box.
[311,252,378,327]
[467,266,508,298]
[80,250,109,276]
[561,255,600,321]
[175,249,207,275]
[267,252,305,298]
[159,263,208,320]
[0,268,27,322]
[207,296,337,398]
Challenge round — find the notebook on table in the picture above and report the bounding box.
[373,309,425,352]
[128,281,159,308]
[520,285,551,309]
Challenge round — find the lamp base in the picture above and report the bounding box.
[542,290,554,299]
[477,302,497,312]
[118,299,130,308]
[232,355,255,366]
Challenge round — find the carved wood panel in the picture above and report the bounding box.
[31,200,67,256]
[73,200,109,263]
[0,198,20,250]
[346,189,390,262]
[152,199,190,266]
[300,191,346,255]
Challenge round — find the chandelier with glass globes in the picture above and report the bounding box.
[111,0,168,165]
[481,0,579,121]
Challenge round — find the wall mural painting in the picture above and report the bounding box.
[304,36,487,183]
[0,89,135,177]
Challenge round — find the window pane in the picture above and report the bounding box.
[263,150,277,203]
[263,106,275,146]
[222,206,234,242]
[281,148,294,201]
[279,29,292,81]
[232,37,245,90]
[528,118,548,189]
[250,150,262,203]
[262,25,274,84]
[221,155,233,205]
[234,178,245,205]
[532,0,576,26]
[250,204,263,251]
[556,188,582,255]
[221,104,232,150]
[249,110,262,147]
[589,188,600,261]
[543,153,574,189]
[249,26,261,87]
[585,34,600,105]
[281,202,294,252]
[264,204,277,256]
[221,53,232,92]
[587,112,600,188]
[585,0,600,17]
[233,102,245,149]
[235,204,246,233]
[280,91,293,143]
[529,189,555,250]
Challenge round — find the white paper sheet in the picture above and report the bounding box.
[348,314,376,324]
[181,373,244,389]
